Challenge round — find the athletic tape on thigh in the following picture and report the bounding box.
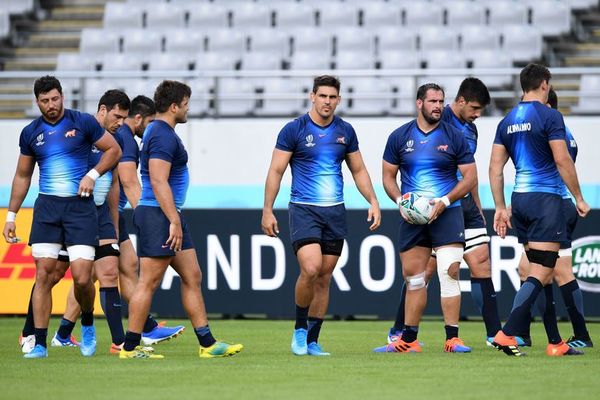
[464,228,490,254]
[436,246,463,297]
[31,243,62,259]
[94,243,120,261]
[406,271,427,290]
[558,248,572,258]
[67,245,96,262]
[526,248,559,268]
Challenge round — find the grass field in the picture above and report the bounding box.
[1,318,599,400]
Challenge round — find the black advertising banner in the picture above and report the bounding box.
[123,209,600,319]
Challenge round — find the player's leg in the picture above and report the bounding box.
[293,243,322,355]
[19,284,36,353]
[52,274,81,348]
[67,247,97,357]
[513,251,534,346]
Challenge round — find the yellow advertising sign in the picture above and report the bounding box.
[0,208,102,315]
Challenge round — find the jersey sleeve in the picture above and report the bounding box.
[18,128,33,156]
[120,134,139,163]
[345,124,359,153]
[275,121,297,152]
[147,132,177,163]
[493,123,504,145]
[80,113,106,143]
[454,131,475,165]
[382,131,401,165]
[546,109,567,141]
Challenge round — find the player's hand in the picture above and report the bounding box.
[493,208,512,239]
[261,211,279,237]
[77,176,95,198]
[165,221,183,251]
[3,222,19,244]
[367,202,381,231]
[576,198,591,218]
[428,199,447,224]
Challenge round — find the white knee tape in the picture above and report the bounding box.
[559,248,572,258]
[436,246,463,297]
[67,245,96,262]
[31,243,62,259]
[406,271,427,290]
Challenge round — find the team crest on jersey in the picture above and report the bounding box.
[65,129,76,138]
[437,144,449,152]
[405,140,414,152]
[305,134,316,147]
[35,133,45,146]
[336,136,346,144]
[570,139,577,148]
[91,145,100,154]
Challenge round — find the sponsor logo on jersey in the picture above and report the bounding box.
[437,144,448,152]
[305,134,316,147]
[405,140,414,153]
[35,133,44,146]
[571,236,600,293]
[65,129,76,138]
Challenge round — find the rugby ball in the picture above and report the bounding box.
[398,192,432,225]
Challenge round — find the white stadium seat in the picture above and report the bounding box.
[291,28,334,57]
[404,2,443,27]
[104,2,143,29]
[343,77,391,116]
[470,49,513,87]
[461,26,501,61]
[188,3,229,30]
[531,1,572,36]
[379,51,420,69]
[501,25,543,62]
[386,76,417,115]
[231,2,272,28]
[145,3,186,30]
[101,52,142,71]
[80,28,120,55]
[216,78,255,116]
[572,74,600,114]
[122,30,163,62]
[147,52,191,71]
[362,2,402,27]
[248,29,289,58]
[335,50,375,70]
[488,1,528,27]
[446,1,486,26]
[195,52,238,71]
[187,78,213,116]
[288,50,332,70]
[256,78,305,116]
[377,27,417,55]
[421,50,466,69]
[164,29,205,54]
[316,3,360,27]
[206,29,246,54]
[273,2,317,28]
[418,26,460,51]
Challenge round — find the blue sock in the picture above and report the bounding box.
[402,325,419,343]
[100,287,125,345]
[295,304,309,330]
[392,283,407,332]
[143,314,159,334]
[57,318,76,340]
[471,277,502,337]
[123,331,141,351]
[503,277,543,336]
[34,327,48,348]
[560,280,590,339]
[307,317,323,344]
[541,284,562,344]
[194,325,217,348]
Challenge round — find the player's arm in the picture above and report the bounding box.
[107,168,120,236]
[382,159,410,223]
[261,149,291,237]
[429,162,477,223]
[489,143,511,238]
[3,154,35,243]
[346,150,381,231]
[118,161,141,208]
[79,132,122,197]
[149,158,182,251]
[550,139,590,217]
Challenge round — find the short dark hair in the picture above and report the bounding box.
[154,80,192,113]
[416,83,444,100]
[34,75,62,98]
[520,63,551,93]
[547,87,558,109]
[312,75,341,94]
[129,95,156,118]
[456,77,490,106]
[98,89,130,112]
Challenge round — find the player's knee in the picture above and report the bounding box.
[95,243,120,261]
[405,271,427,290]
[526,248,559,269]
[71,273,93,289]
[436,246,463,297]
[315,272,333,289]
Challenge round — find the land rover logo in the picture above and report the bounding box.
[572,236,600,293]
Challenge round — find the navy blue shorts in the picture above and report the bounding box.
[561,198,578,249]
[118,212,131,244]
[462,194,486,230]
[511,192,566,244]
[397,206,465,253]
[288,203,347,246]
[29,194,98,247]
[133,205,194,257]
[97,202,117,241]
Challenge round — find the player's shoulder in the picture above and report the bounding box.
[280,114,308,135]
[21,116,43,137]
[438,120,462,137]
[333,115,354,131]
[440,105,454,123]
[389,119,416,138]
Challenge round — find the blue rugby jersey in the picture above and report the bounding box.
[559,126,578,199]
[441,105,478,182]
[494,101,566,195]
[383,120,474,208]
[276,114,359,206]
[19,109,105,197]
[115,124,140,212]
[88,141,112,206]
[138,120,189,210]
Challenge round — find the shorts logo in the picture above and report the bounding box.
[437,144,449,152]
[571,236,600,293]
[65,129,76,138]
[305,134,316,147]
[336,136,346,144]
[35,133,45,146]
[405,140,414,153]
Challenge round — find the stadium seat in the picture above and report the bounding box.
[335,50,375,70]
[386,76,417,115]
[231,2,272,28]
[188,3,229,30]
[248,29,289,58]
[342,77,390,116]
[488,1,528,27]
[164,29,205,54]
[379,51,420,69]
[531,1,572,36]
[117,78,162,99]
[83,78,112,112]
[377,27,417,55]
[101,52,143,71]
[147,52,192,71]
[273,2,317,28]
[145,3,186,30]
[216,78,255,116]
[288,50,332,70]
[255,78,305,116]
[5,0,34,15]
[122,30,163,62]
[404,2,443,27]
[470,50,513,87]
[567,0,599,10]
[80,28,120,56]
[501,25,543,62]
[336,27,375,56]
[187,78,213,116]
[55,53,97,95]
[446,1,486,26]
[103,2,143,29]
[362,1,402,27]
[572,74,600,114]
[291,28,334,58]
[421,50,465,69]
[460,26,501,61]
[418,26,460,51]
[418,76,465,101]
[195,52,238,71]
[240,52,282,70]
[206,29,246,54]
[0,10,10,38]
[316,3,360,27]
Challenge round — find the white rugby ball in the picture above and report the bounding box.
[399,192,432,225]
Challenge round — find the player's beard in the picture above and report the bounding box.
[421,108,441,125]
[43,103,63,123]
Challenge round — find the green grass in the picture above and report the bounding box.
[1,318,599,400]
